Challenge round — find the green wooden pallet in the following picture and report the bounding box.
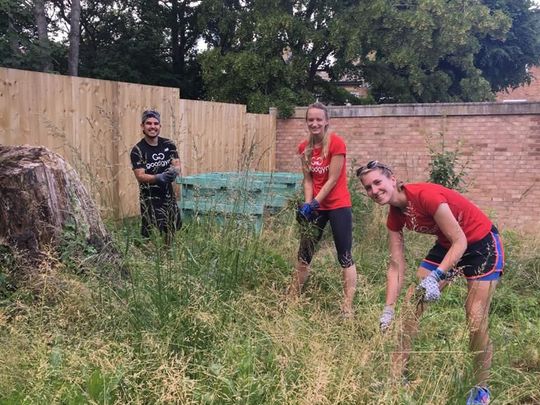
[176,171,302,232]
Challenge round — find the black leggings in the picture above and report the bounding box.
[297,207,354,268]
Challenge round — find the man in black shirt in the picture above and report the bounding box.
[130,110,182,243]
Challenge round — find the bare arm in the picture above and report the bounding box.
[171,158,181,173]
[171,158,181,197]
[133,168,159,184]
[385,229,407,307]
[432,203,467,273]
[301,158,314,202]
[314,154,344,203]
[133,158,181,185]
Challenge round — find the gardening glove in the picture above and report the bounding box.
[165,166,178,183]
[297,199,320,222]
[379,305,394,332]
[155,167,178,184]
[416,268,445,302]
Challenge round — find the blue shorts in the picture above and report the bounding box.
[420,226,504,281]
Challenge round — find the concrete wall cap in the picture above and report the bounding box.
[292,102,540,118]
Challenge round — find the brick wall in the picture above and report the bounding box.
[275,102,540,233]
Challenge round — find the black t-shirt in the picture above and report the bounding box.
[130,137,179,206]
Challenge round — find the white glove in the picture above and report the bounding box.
[379,305,395,332]
[417,268,445,302]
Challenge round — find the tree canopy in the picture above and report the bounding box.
[1,0,539,114]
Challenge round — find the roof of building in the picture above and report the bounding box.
[496,66,540,102]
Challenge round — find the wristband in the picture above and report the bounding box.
[432,267,446,281]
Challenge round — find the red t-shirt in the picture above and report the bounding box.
[297,133,351,210]
[387,183,492,248]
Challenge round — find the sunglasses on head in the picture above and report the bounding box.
[356,160,392,176]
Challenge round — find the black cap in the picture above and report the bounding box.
[141,110,161,123]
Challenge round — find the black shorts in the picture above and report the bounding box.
[420,226,504,280]
[297,207,354,268]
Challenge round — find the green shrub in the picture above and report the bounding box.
[427,131,469,191]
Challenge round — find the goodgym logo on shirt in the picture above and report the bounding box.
[146,152,171,170]
[310,156,329,175]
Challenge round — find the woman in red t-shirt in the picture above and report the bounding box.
[288,102,357,317]
[357,160,504,404]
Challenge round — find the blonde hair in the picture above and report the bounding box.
[302,102,330,169]
[356,160,405,191]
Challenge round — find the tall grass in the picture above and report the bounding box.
[0,186,539,404]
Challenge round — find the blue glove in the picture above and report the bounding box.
[155,167,178,184]
[166,166,180,179]
[417,268,445,302]
[297,199,320,221]
[379,305,394,332]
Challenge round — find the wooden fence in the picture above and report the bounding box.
[179,100,275,175]
[0,67,276,219]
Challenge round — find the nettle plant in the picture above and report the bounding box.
[427,132,469,192]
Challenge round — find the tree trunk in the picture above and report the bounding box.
[0,145,114,266]
[68,0,81,76]
[33,0,53,72]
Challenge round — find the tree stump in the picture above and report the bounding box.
[0,145,115,267]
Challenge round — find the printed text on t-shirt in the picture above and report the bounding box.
[310,156,329,175]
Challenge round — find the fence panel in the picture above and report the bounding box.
[245,112,276,172]
[0,67,277,219]
[179,100,246,174]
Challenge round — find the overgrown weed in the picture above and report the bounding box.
[0,185,539,404]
